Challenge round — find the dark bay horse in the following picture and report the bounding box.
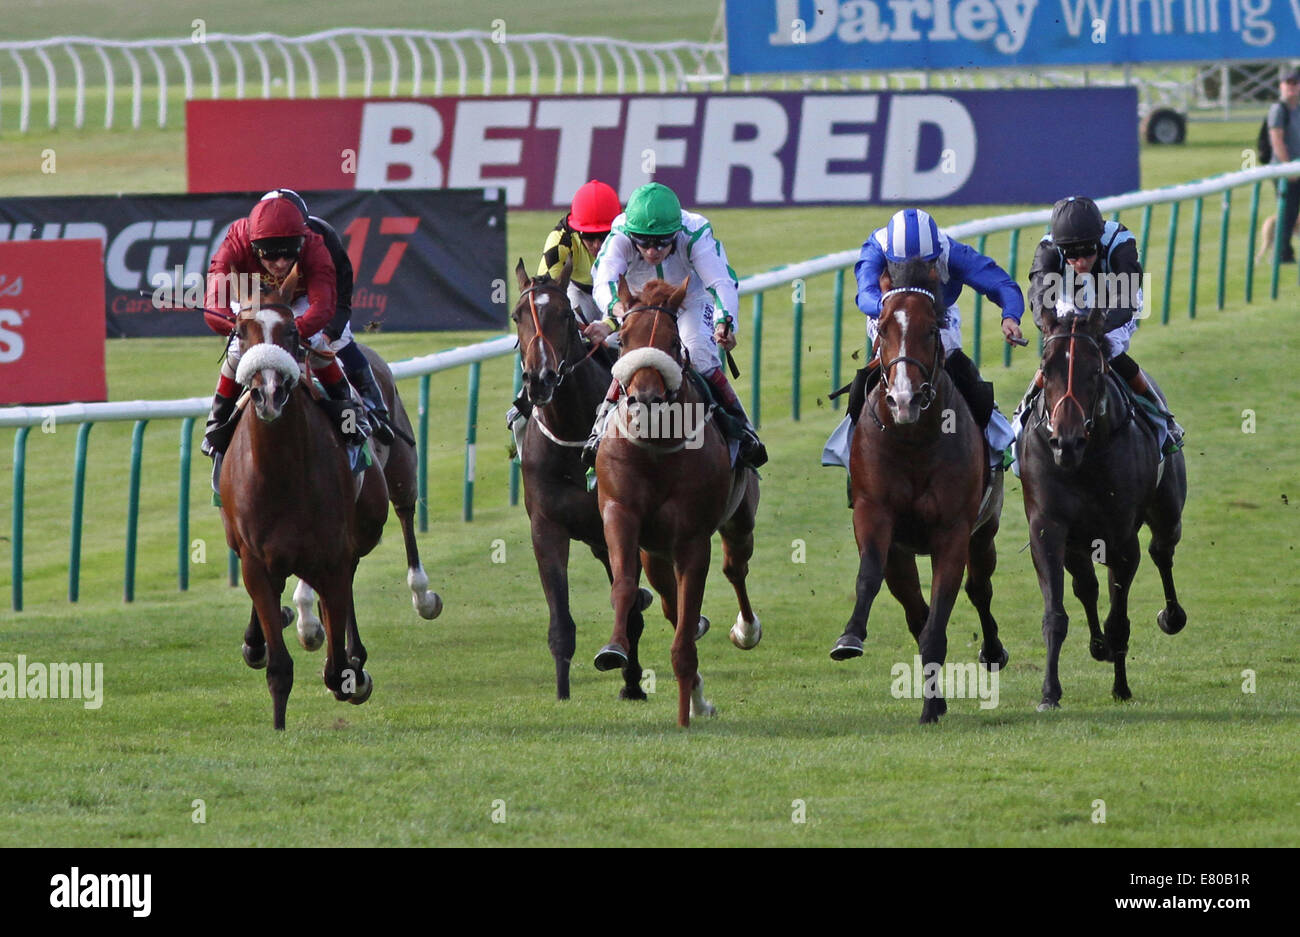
[511,259,655,701]
[220,283,440,728]
[1017,305,1186,710]
[593,276,761,728]
[831,259,1006,724]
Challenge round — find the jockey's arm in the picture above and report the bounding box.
[1026,239,1063,332]
[688,225,741,342]
[310,218,353,340]
[591,232,632,327]
[1100,239,1143,331]
[294,238,338,339]
[204,231,240,335]
[853,238,886,319]
[537,227,571,281]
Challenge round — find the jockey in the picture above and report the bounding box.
[827,208,1022,466]
[261,188,394,444]
[580,182,767,468]
[507,180,622,456]
[200,196,364,457]
[1024,195,1183,454]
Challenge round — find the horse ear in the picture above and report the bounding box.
[278,263,300,304]
[558,255,573,294]
[1041,302,1059,333]
[879,269,893,293]
[668,275,690,311]
[515,258,530,292]
[617,275,634,310]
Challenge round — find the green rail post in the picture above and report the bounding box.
[1162,201,1180,324]
[228,549,238,588]
[69,422,93,602]
[1140,203,1153,263]
[509,352,522,505]
[1110,210,1120,223]
[178,417,193,592]
[463,361,481,522]
[792,288,804,421]
[831,268,844,409]
[1189,197,1203,319]
[1272,179,1287,301]
[751,292,763,429]
[1246,182,1261,303]
[124,419,147,603]
[418,374,430,532]
[1217,188,1231,310]
[1004,228,1019,367]
[972,233,988,369]
[12,426,30,612]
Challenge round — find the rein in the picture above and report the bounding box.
[518,283,605,388]
[1042,319,1105,436]
[872,287,944,426]
[618,304,684,398]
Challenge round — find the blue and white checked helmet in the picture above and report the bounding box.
[883,209,942,262]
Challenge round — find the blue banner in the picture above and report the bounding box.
[727,0,1300,72]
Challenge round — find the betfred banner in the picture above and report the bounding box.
[727,0,1300,71]
[0,190,506,338]
[186,90,1138,209]
[0,240,106,404]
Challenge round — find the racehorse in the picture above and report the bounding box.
[220,277,440,729]
[830,258,1007,724]
[1017,304,1187,710]
[511,259,656,701]
[593,276,761,728]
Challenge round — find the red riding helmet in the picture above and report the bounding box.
[568,180,621,234]
[249,197,307,256]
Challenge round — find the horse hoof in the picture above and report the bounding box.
[690,695,717,718]
[1089,637,1113,662]
[830,634,864,661]
[241,642,267,669]
[978,644,1008,670]
[619,685,648,701]
[1157,605,1186,635]
[414,590,443,620]
[729,614,761,650]
[696,615,710,640]
[279,606,295,630]
[348,669,374,705]
[1036,699,1061,712]
[593,644,628,672]
[635,588,654,613]
[1113,686,1133,702]
[298,622,325,652]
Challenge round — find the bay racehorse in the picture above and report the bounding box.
[220,279,440,729]
[830,258,1007,724]
[593,276,761,727]
[511,258,656,701]
[1017,304,1186,710]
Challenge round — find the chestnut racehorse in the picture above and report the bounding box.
[511,258,657,701]
[593,277,761,728]
[830,258,1007,724]
[1017,305,1186,710]
[220,280,440,729]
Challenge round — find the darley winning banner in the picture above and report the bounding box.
[727,0,1300,71]
[0,190,505,338]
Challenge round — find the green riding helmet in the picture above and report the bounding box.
[623,183,683,237]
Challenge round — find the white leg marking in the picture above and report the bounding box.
[408,563,443,620]
[293,579,325,651]
[690,674,717,718]
[729,612,762,650]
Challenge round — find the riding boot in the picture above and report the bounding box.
[1128,371,1184,455]
[344,358,395,445]
[322,377,371,446]
[581,397,618,469]
[506,393,532,460]
[704,367,768,468]
[845,363,881,424]
[943,349,994,430]
[201,393,239,458]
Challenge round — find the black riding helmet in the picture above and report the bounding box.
[1050,196,1104,254]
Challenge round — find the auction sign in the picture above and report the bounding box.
[0,190,506,338]
[726,0,1300,71]
[0,240,106,404]
[186,89,1138,209]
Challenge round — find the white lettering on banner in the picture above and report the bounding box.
[0,309,23,363]
[880,95,975,200]
[535,99,623,206]
[448,100,532,205]
[696,97,789,202]
[0,222,219,293]
[355,102,445,188]
[792,95,877,202]
[618,98,697,201]
[764,0,1036,55]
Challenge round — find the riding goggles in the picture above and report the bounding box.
[628,232,675,250]
[255,247,301,261]
[1061,241,1099,260]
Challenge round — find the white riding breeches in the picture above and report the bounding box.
[1105,319,1139,358]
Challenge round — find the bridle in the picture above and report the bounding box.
[516,281,604,394]
[1040,317,1106,438]
[618,303,684,401]
[875,286,944,420]
[237,301,302,363]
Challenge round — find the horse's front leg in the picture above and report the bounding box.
[916,526,970,724]
[317,578,369,704]
[597,548,651,701]
[240,559,292,729]
[1064,548,1106,661]
[671,536,713,728]
[1103,533,1142,701]
[594,501,641,673]
[531,513,576,699]
[1028,516,1069,711]
[831,502,893,660]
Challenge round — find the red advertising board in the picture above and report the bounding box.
[0,240,107,404]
